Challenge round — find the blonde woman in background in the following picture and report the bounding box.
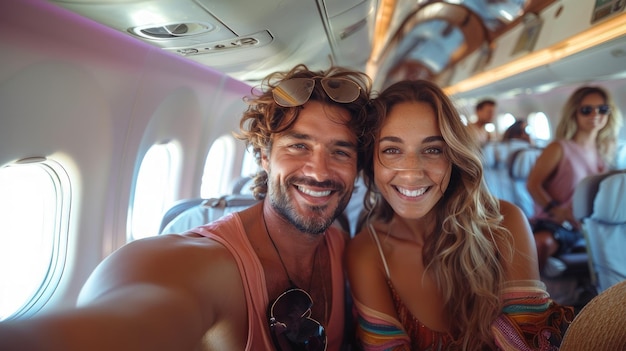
[527,86,622,276]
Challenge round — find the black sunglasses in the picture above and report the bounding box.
[272,77,361,107]
[268,288,327,351]
[579,104,610,116]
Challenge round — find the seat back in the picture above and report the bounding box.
[481,141,500,169]
[160,194,260,234]
[230,175,255,195]
[507,146,543,217]
[560,280,626,351]
[573,170,626,293]
[481,142,509,201]
[158,198,205,233]
[615,141,626,169]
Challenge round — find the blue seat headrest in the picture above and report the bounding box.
[591,172,626,223]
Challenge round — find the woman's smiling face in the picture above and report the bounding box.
[374,101,452,220]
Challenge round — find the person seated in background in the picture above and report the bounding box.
[502,119,532,146]
[494,119,534,169]
[527,85,622,277]
[346,79,573,350]
[468,98,497,147]
[0,64,373,351]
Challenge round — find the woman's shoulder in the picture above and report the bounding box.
[347,221,387,256]
[496,200,540,279]
[497,200,532,235]
[532,141,564,169]
[497,199,525,217]
[542,140,566,154]
[349,222,374,247]
[496,200,535,251]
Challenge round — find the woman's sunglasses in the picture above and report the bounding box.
[268,288,327,351]
[579,104,610,116]
[272,77,361,107]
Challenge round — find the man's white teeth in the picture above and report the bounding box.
[298,186,331,197]
[398,187,426,197]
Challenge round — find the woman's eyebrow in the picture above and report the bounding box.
[379,135,444,143]
[424,136,444,143]
[379,135,403,143]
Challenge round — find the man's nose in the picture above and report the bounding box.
[303,149,331,180]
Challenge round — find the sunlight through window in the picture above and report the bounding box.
[527,112,551,146]
[499,113,516,134]
[241,146,259,178]
[201,136,235,199]
[0,159,69,320]
[130,142,179,240]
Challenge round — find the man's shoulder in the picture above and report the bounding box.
[186,212,244,238]
[122,232,233,261]
[79,233,237,302]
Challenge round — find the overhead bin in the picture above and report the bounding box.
[322,0,377,67]
[444,0,626,99]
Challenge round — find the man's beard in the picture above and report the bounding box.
[268,175,351,235]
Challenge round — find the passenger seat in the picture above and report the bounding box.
[573,170,626,293]
[481,142,509,201]
[158,198,205,233]
[160,194,259,234]
[507,146,543,217]
[159,175,259,234]
[614,141,626,169]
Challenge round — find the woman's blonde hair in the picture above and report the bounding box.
[363,80,511,350]
[556,85,623,166]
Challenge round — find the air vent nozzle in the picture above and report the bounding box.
[130,22,215,39]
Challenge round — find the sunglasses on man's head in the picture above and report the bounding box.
[272,77,361,107]
[268,288,327,351]
[579,104,610,116]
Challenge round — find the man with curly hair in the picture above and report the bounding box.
[0,64,372,351]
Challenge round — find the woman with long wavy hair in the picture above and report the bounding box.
[346,80,573,350]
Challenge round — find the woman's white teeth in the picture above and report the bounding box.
[298,186,331,197]
[398,187,426,197]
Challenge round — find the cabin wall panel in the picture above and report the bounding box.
[116,50,251,251]
[446,48,485,99]
[1,0,251,312]
[533,0,597,51]
[484,24,524,70]
[0,2,146,310]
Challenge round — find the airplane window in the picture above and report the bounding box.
[129,142,180,240]
[527,112,551,147]
[498,112,517,135]
[240,146,259,178]
[0,158,69,320]
[484,122,496,134]
[200,135,235,199]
